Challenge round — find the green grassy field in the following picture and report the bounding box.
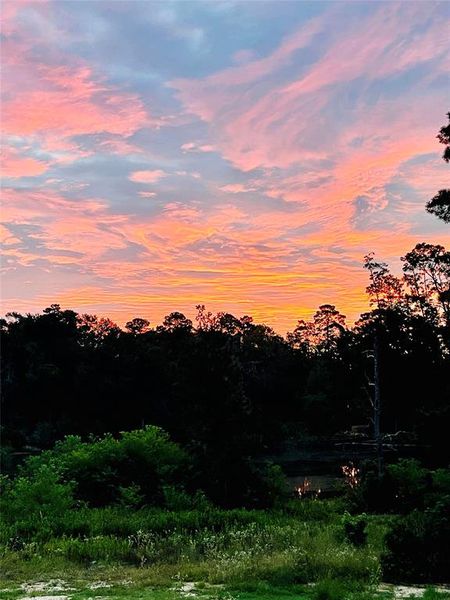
[1,501,449,600]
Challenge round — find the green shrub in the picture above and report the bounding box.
[342,513,367,547]
[381,496,450,583]
[386,459,429,512]
[429,468,450,506]
[0,467,75,550]
[117,483,145,508]
[262,464,290,506]
[21,426,189,507]
[0,466,74,522]
[346,459,437,514]
[162,486,195,510]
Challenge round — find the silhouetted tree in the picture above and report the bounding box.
[125,317,151,334]
[402,243,450,325]
[427,190,450,224]
[286,319,316,354]
[157,311,193,333]
[426,112,450,223]
[364,253,404,311]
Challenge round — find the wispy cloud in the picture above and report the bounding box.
[129,170,167,184]
[1,1,448,332]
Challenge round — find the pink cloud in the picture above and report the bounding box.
[1,4,157,171]
[171,3,448,174]
[2,147,49,177]
[220,183,256,194]
[0,1,50,37]
[2,66,151,139]
[129,170,167,184]
[1,187,128,268]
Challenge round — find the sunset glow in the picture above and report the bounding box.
[1,0,449,332]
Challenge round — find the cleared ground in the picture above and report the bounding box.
[1,577,450,600]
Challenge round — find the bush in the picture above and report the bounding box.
[21,426,189,507]
[381,496,450,583]
[0,466,74,522]
[117,483,145,508]
[342,513,367,547]
[0,466,75,548]
[9,426,291,512]
[262,464,290,507]
[386,459,430,512]
[346,459,436,514]
[429,468,450,505]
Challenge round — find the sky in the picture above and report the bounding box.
[1,0,449,333]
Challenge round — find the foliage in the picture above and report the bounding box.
[262,464,290,507]
[402,243,450,324]
[0,465,74,531]
[19,427,189,508]
[287,304,347,355]
[344,459,446,515]
[342,513,368,547]
[381,496,450,583]
[426,112,450,223]
[117,483,146,509]
[427,189,450,224]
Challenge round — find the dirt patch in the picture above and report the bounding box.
[379,584,450,599]
[20,596,68,600]
[88,582,113,590]
[179,582,196,597]
[394,587,426,599]
[20,580,71,594]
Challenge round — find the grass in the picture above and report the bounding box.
[1,500,339,543]
[1,501,448,600]
[0,501,382,585]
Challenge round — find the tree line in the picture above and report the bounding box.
[1,241,449,502]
